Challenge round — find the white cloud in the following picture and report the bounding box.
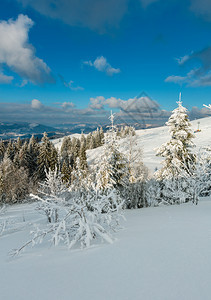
[0,72,14,84]
[89,95,160,114]
[31,99,43,109]
[89,96,105,109]
[83,56,120,76]
[165,75,187,84]
[0,14,54,84]
[176,55,190,65]
[61,102,75,109]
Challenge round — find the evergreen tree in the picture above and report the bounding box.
[99,127,104,145]
[61,160,72,185]
[14,137,22,152]
[80,133,86,149]
[89,134,96,149]
[96,112,127,191]
[0,140,5,162]
[156,94,195,180]
[18,141,30,169]
[72,137,80,158]
[155,94,195,203]
[6,140,15,161]
[94,128,101,147]
[79,142,88,172]
[27,135,39,178]
[37,133,58,181]
[60,136,71,162]
[0,154,29,203]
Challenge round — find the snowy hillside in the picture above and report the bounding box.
[52,116,211,174]
[87,116,211,174]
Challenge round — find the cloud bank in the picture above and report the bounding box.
[0,14,54,85]
[0,96,210,126]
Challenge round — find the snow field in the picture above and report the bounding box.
[1,198,211,300]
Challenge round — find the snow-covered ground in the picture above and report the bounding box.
[1,198,211,300]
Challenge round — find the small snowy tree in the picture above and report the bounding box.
[96,112,127,192]
[12,165,124,255]
[121,131,148,208]
[33,168,67,223]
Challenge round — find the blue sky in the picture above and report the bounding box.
[0,0,211,125]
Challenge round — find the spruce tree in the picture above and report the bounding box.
[14,137,22,152]
[156,94,195,179]
[99,127,104,145]
[96,112,127,191]
[61,160,72,185]
[0,140,5,162]
[79,142,88,172]
[156,94,195,203]
[27,135,39,178]
[37,133,58,181]
[6,140,15,161]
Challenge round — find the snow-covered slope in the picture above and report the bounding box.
[87,116,211,174]
[51,116,211,174]
[1,198,211,300]
[52,133,86,150]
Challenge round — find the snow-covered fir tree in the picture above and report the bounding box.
[6,140,15,161]
[0,140,5,162]
[156,94,196,203]
[121,131,148,208]
[27,135,39,179]
[79,142,88,172]
[96,112,127,192]
[156,94,195,179]
[0,154,29,203]
[61,160,72,185]
[37,132,58,181]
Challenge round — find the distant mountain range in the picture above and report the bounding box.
[0,120,168,140]
[0,122,62,140]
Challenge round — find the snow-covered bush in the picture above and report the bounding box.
[12,167,124,255]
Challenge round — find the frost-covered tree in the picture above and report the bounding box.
[60,136,72,164]
[99,127,104,145]
[156,95,195,180]
[13,165,124,255]
[187,149,211,203]
[37,133,58,181]
[6,140,15,161]
[27,135,39,179]
[96,112,127,192]
[121,132,148,209]
[0,154,29,203]
[155,94,196,203]
[34,168,67,223]
[0,140,5,162]
[14,137,22,152]
[79,142,88,172]
[61,160,72,185]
